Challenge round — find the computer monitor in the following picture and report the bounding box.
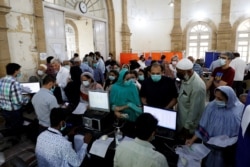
[20,82,40,94]
[143,105,177,130]
[88,90,110,112]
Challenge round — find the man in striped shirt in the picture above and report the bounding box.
[0,63,30,129]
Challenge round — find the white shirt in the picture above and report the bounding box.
[32,88,59,127]
[230,57,246,81]
[56,66,70,101]
[36,127,88,167]
[56,66,70,88]
[114,138,169,167]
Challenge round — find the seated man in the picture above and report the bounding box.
[32,75,59,133]
[36,108,92,167]
[114,113,169,167]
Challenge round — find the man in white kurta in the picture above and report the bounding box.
[176,58,206,140]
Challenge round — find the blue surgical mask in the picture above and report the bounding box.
[138,75,144,81]
[16,73,21,78]
[124,80,132,86]
[109,76,115,81]
[50,86,55,93]
[151,74,161,82]
[130,78,136,83]
[215,100,226,107]
[93,63,97,68]
[60,122,66,131]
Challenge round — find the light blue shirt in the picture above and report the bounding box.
[114,138,169,167]
[97,58,105,74]
[32,88,59,127]
[36,127,87,167]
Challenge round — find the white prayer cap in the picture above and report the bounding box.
[176,58,193,70]
[39,64,47,70]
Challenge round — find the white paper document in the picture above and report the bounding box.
[72,102,88,115]
[207,135,238,147]
[89,137,114,158]
[175,144,211,167]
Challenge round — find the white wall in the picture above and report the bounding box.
[7,0,37,81]
[73,18,94,60]
[181,0,221,30]
[231,0,250,25]
[127,0,174,53]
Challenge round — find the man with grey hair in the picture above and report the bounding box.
[176,58,206,140]
[51,58,70,103]
[206,52,235,101]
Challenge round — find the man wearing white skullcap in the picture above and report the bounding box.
[176,58,206,140]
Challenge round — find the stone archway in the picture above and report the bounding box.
[183,19,217,52]
[65,19,79,54]
[232,16,250,51]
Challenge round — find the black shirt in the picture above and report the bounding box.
[140,76,178,108]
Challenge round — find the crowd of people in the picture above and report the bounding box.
[0,51,250,167]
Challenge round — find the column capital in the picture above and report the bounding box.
[0,5,11,15]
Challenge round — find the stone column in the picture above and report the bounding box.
[33,0,46,63]
[170,0,183,52]
[121,0,131,53]
[217,0,232,51]
[0,0,11,77]
[106,0,116,57]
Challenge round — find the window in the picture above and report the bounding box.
[65,24,76,59]
[187,23,211,59]
[236,19,250,62]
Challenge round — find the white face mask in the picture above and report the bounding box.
[82,81,90,87]
[37,70,44,76]
[172,61,177,65]
[220,59,226,66]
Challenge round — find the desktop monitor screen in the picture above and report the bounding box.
[88,90,110,112]
[20,82,40,94]
[143,105,177,130]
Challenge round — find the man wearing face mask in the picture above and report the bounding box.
[140,63,178,109]
[36,64,47,86]
[176,58,206,140]
[206,52,235,101]
[0,63,30,129]
[36,107,92,167]
[32,75,59,133]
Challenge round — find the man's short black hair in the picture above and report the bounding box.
[150,62,164,72]
[74,53,79,57]
[135,113,158,140]
[6,63,21,75]
[50,108,69,127]
[43,75,56,85]
[233,52,240,58]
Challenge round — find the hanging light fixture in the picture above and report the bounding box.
[168,0,174,7]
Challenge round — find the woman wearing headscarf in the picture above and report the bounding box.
[109,68,142,123]
[186,86,244,167]
[235,91,250,167]
[80,72,103,103]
